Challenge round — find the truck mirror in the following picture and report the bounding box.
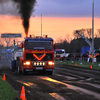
[21,43,23,48]
[54,43,56,49]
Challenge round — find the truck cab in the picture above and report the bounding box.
[55,49,65,60]
[13,35,56,75]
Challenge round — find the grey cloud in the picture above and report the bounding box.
[34,0,100,18]
[0,0,9,3]
[0,0,100,18]
[0,0,19,15]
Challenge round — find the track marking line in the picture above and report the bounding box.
[16,80,37,86]
[40,77,100,99]
[49,93,66,100]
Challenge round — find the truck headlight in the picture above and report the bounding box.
[43,62,46,66]
[48,61,54,65]
[23,61,31,66]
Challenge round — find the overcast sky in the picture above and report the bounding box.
[34,0,100,18]
[0,0,99,18]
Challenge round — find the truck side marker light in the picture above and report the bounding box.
[33,54,46,61]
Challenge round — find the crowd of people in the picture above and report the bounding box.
[0,49,12,62]
[68,52,100,62]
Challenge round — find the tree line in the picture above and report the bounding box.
[57,28,100,53]
[0,28,100,53]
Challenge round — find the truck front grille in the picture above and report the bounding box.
[26,53,53,60]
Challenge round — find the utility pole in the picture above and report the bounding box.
[41,14,42,37]
[92,0,94,64]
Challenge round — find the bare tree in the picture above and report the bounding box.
[73,28,92,39]
[0,37,17,48]
[73,30,81,39]
[65,33,73,43]
[96,29,100,38]
[86,28,92,38]
[4,38,13,47]
[56,36,64,43]
[73,29,85,39]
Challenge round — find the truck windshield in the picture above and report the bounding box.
[55,51,64,54]
[25,41,53,50]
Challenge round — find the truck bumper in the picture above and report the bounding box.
[23,64,54,71]
[25,68,53,72]
[22,60,54,72]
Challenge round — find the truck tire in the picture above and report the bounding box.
[16,58,20,73]
[16,60,18,68]
[22,66,26,75]
[18,65,21,74]
[11,60,16,72]
[42,70,46,75]
[48,71,53,75]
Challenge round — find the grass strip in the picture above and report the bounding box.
[0,76,16,100]
[55,60,100,70]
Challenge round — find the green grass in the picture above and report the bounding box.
[55,60,100,70]
[0,76,16,100]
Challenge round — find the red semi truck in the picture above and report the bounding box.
[11,35,56,75]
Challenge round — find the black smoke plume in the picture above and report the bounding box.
[12,0,36,37]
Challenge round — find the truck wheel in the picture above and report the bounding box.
[42,70,46,75]
[48,71,53,75]
[18,65,21,74]
[22,69,26,75]
[22,67,26,75]
[16,60,18,69]
[11,60,16,72]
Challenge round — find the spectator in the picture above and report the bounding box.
[74,54,76,61]
[68,53,71,61]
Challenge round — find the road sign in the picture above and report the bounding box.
[1,33,22,38]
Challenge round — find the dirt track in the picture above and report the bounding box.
[1,62,100,100]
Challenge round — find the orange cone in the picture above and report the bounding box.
[75,63,77,66]
[3,74,6,81]
[20,86,27,100]
[90,65,92,69]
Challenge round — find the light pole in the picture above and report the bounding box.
[92,0,94,64]
[41,14,42,37]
